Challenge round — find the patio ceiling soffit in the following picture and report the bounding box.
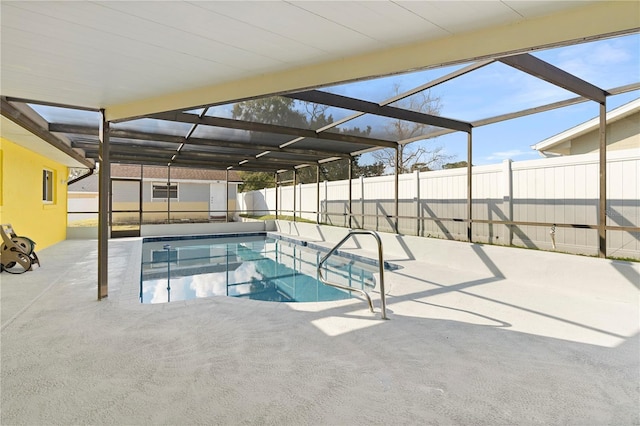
[103,2,640,122]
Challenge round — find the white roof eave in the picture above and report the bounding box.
[531,98,640,152]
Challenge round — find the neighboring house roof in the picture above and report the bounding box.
[69,165,242,192]
[109,165,242,182]
[531,98,640,154]
[69,174,99,192]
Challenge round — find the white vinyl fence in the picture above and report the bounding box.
[237,149,640,259]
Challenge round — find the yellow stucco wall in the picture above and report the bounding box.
[0,137,68,249]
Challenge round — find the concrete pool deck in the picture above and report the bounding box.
[1,233,639,425]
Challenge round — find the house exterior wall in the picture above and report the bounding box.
[69,177,239,224]
[538,111,640,156]
[142,180,214,203]
[140,180,228,221]
[226,185,237,219]
[0,137,68,249]
[179,182,209,202]
[569,112,640,155]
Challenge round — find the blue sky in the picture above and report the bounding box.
[325,32,639,167]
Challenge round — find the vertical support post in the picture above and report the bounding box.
[316,166,320,224]
[274,172,279,219]
[225,169,229,222]
[348,159,353,229]
[293,169,297,222]
[467,132,473,243]
[167,165,171,224]
[97,109,110,300]
[394,146,399,234]
[598,101,607,258]
[416,170,420,237]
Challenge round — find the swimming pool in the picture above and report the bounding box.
[140,233,392,304]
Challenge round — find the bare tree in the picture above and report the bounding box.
[372,86,454,174]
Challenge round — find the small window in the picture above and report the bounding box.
[152,183,178,200]
[42,169,54,203]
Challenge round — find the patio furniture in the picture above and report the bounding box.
[0,224,40,274]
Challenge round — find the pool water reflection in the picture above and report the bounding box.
[140,235,379,304]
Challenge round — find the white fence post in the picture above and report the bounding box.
[503,159,513,246]
[324,180,328,224]
[298,182,302,221]
[360,175,365,229]
[416,170,421,237]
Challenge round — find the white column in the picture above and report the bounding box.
[416,170,421,236]
[502,159,513,246]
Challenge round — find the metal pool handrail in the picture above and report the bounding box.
[317,230,388,320]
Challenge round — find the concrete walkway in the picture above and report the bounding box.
[1,237,638,425]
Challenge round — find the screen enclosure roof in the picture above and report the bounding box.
[1,1,638,172]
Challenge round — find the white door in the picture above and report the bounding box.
[209,183,226,218]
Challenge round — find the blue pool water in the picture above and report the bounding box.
[140,234,390,304]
